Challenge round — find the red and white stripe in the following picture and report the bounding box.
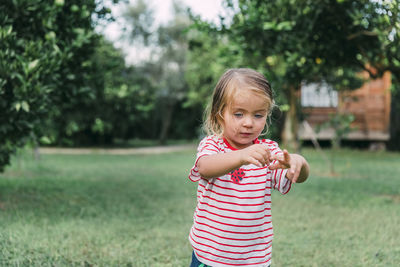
[188,135,291,267]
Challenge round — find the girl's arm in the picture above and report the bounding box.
[197,144,273,179]
[289,154,310,183]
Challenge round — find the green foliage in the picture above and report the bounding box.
[222,0,400,92]
[41,0,207,145]
[41,37,157,146]
[317,112,355,174]
[185,24,245,108]
[123,0,155,46]
[0,0,120,170]
[0,0,65,171]
[188,0,400,147]
[223,0,400,86]
[0,0,200,154]
[318,113,355,148]
[123,0,201,144]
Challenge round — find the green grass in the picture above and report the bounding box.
[0,148,399,266]
[272,149,400,267]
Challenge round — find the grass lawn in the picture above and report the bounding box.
[0,147,399,266]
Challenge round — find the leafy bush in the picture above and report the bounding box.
[0,0,115,171]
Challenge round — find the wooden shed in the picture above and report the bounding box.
[298,71,391,142]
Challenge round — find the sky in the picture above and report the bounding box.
[101,0,225,64]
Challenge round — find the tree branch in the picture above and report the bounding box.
[347,30,378,40]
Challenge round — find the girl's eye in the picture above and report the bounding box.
[233,113,243,118]
[254,114,265,118]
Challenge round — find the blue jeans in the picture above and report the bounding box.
[190,252,210,267]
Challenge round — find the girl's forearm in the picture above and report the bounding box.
[197,151,243,179]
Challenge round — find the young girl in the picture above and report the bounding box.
[188,68,310,267]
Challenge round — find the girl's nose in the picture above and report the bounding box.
[242,116,253,127]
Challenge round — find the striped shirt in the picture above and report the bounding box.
[188,135,291,267]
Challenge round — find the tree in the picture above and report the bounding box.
[207,0,400,149]
[39,36,157,146]
[123,0,193,144]
[185,21,245,108]
[0,0,118,171]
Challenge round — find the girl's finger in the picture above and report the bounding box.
[248,156,262,167]
[283,149,291,164]
[268,162,280,170]
[253,152,266,166]
[295,165,302,183]
[269,162,288,170]
[290,165,297,183]
[270,153,283,162]
[262,149,271,165]
[285,167,293,179]
[266,149,272,165]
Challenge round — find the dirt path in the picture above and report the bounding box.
[38,144,196,155]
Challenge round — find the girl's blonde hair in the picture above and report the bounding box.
[204,68,275,136]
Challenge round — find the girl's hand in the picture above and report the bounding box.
[269,150,308,183]
[239,144,272,167]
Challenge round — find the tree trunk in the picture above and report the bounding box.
[159,99,175,145]
[388,84,400,151]
[282,85,300,152]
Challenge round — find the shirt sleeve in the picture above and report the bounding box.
[263,139,292,194]
[188,136,221,182]
[271,168,291,194]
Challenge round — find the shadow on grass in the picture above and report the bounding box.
[0,152,196,224]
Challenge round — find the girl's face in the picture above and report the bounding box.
[222,90,268,149]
